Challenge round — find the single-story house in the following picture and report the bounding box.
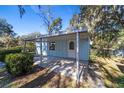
[28,29,90,84]
[22,28,90,84]
[35,29,90,61]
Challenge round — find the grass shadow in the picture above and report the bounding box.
[117,65,124,74]
[20,68,57,88]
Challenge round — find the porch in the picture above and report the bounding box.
[23,31,90,85]
[34,56,88,82]
[33,56,105,88]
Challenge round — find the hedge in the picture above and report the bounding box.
[0,47,22,62]
[5,53,34,76]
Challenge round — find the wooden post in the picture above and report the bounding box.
[76,31,80,86]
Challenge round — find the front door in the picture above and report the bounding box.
[68,40,76,58]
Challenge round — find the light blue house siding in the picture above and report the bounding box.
[47,40,68,58]
[41,37,89,60]
[79,38,89,60]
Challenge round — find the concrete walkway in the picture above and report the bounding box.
[34,56,88,81]
[34,56,105,87]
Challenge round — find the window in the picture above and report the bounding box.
[49,42,56,50]
[69,41,74,50]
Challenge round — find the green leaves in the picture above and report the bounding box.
[49,17,62,33]
[18,5,25,18]
[5,53,33,76]
[78,5,124,57]
[21,32,41,40]
[0,47,22,62]
[0,18,15,37]
[0,18,17,48]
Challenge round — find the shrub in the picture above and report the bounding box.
[5,53,33,76]
[26,43,35,52]
[0,47,22,62]
[114,76,124,88]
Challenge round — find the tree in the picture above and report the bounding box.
[18,5,25,18]
[38,6,55,34]
[70,5,124,57]
[79,5,124,57]
[20,32,41,52]
[0,18,17,48]
[0,18,16,37]
[0,35,14,48]
[18,5,55,35]
[18,6,63,35]
[116,29,124,49]
[70,14,79,29]
[49,17,62,34]
[21,32,41,40]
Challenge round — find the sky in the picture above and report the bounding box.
[0,5,80,36]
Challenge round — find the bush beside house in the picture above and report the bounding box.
[5,53,33,76]
[0,47,22,62]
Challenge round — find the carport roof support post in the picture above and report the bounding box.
[76,31,80,86]
[40,38,42,63]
